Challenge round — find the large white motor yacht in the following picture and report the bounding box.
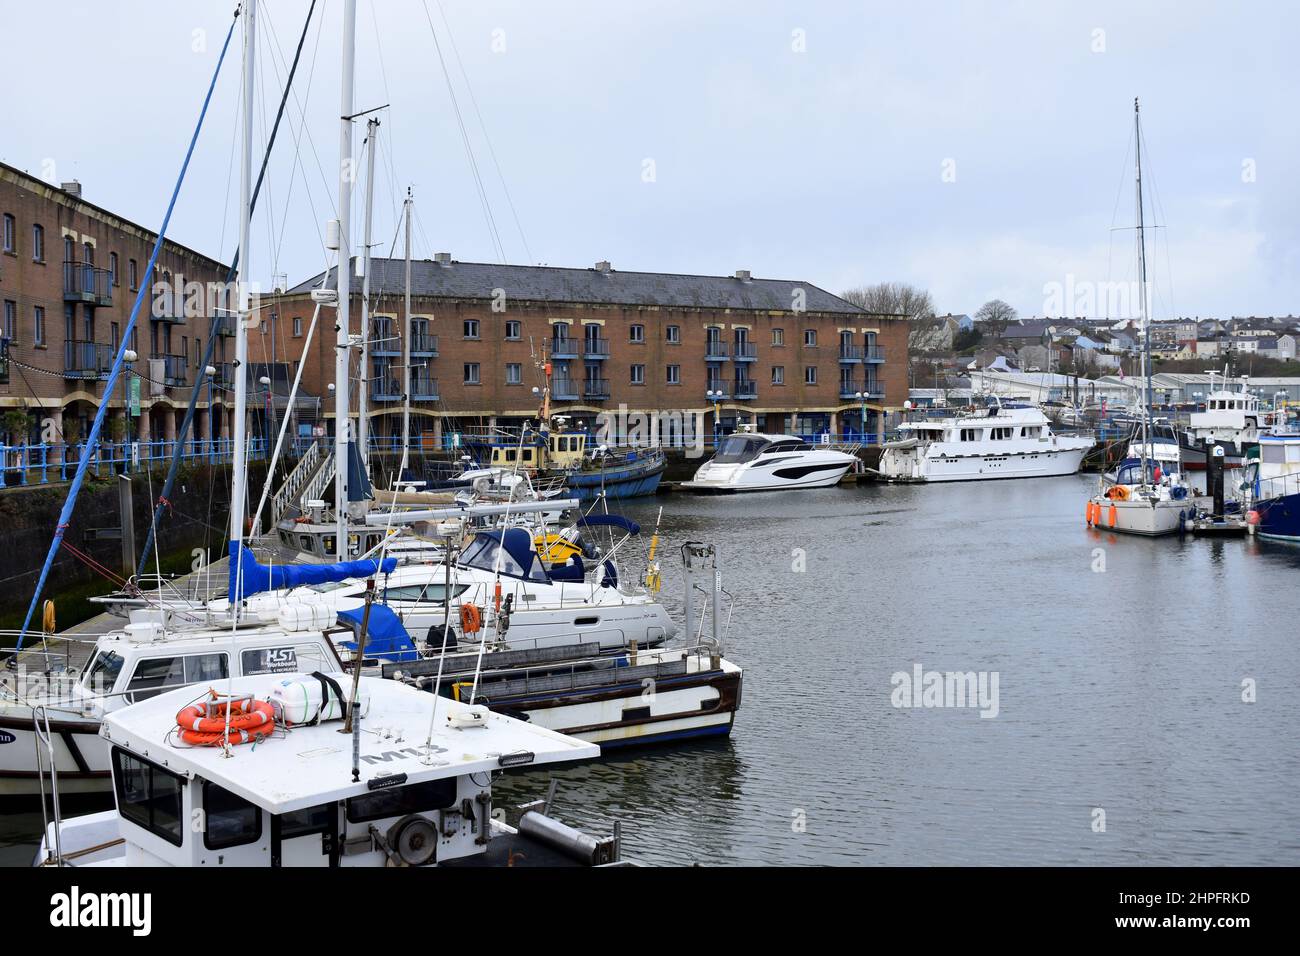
[877,404,1093,482]
[681,432,857,492]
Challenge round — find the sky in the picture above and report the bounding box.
[4,0,1298,321]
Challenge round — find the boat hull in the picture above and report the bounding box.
[881,445,1089,483]
[1087,495,1188,536]
[1254,491,1300,541]
[0,711,111,798]
[559,454,666,501]
[681,453,855,493]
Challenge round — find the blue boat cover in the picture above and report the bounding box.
[347,441,373,502]
[577,514,641,536]
[228,543,397,601]
[336,604,419,662]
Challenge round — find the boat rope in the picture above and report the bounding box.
[16,7,240,650]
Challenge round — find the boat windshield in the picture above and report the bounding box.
[1109,459,1164,486]
[713,435,768,464]
[81,649,125,692]
[459,534,550,582]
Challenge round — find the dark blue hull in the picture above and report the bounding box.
[557,453,666,501]
[1255,491,1300,541]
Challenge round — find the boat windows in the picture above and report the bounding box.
[202,780,262,850]
[761,440,811,454]
[960,428,983,441]
[991,427,1014,440]
[383,583,470,603]
[112,747,185,847]
[345,778,458,824]
[81,649,126,691]
[713,435,768,463]
[280,803,336,838]
[299,534,316,553]
[459,535,550,583]
[126,653,228,702]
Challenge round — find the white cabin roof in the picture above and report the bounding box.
[100,674,599,814]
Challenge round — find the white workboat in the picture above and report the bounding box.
[682,432,857,492]
[877,404,1093,482]
[35,673,631,867]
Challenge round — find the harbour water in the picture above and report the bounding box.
[5,474,1298,865]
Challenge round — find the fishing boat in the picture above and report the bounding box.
[681,429,857,492]
[1180,372,1279,475]
[34,673,633,867]
[1245,433,1300,541]
[877,403,1093,482]
[480,418,665,502]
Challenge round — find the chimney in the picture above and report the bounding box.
[734,269,751,281]
[595,260,611,273]
[433,252,452,266]
[62,180,82,198]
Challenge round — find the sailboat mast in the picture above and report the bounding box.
[231,0,256,551]
[334,0,357,556]
[358,116,378,471]
[402,189,412,457]
[1134,97,1152,478]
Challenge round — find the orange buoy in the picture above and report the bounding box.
[1107,503,1118,527]
[176,693,275,747]
[459,603,483,634]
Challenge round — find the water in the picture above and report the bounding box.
[5,475,1298,865]
[497,476,1300,865]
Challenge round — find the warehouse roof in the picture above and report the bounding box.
[287,258,866,314]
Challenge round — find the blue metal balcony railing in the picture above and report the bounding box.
[153,353,188,387]
[732,341,757,361]
[733,379,758,399]
[839,344,864,362]
[411,377,439,401]
[0,437,269,488]
[550,338,579,359]
[552,377,580,400]
[864,345,884,362]
[63,340,114,380]
[705,340,729,360]
[705,381,729,400]
[583,377,610,399]
[63,261,112,306]
[583,338,610,359]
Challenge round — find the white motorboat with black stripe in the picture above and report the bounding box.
[681,432,857,492]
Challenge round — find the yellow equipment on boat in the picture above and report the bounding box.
[535,533,582,564]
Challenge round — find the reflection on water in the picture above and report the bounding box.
[5,475,1299,865]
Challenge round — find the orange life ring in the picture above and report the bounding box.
[459,603,483,635]
[177,693,276,747]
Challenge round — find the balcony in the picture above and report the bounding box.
[732,341,757,362]
[213,313,236,337]
[733,379,758,399]
[582,377,610,400]
[705,382,729,401]
[153,353,189,387]
[63,261,112,307]
[864,345,884,363]
[841,380,885,400]
[63,340,114,380]
[151,289,186,324]
[582,337,610,360]
[704,339,729,361]
[411,377,439,402]
[411,331,438,356]
[214,362,236,388]
[552,377,580,401]
[550,337,579,359]
[370,375,402,402]
[838,344,864,363]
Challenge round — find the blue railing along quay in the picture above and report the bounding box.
[0,437,268,488]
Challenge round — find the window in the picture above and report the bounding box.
[505,320,521,340]
[464,362,480,385]
[203,780,261,850]
[629,324,644,343]
[109,252,118,286]
[991,427,1014,440]
[771,366,785,385]
[804,365,817,385]
[128,258,138,291]
[1,214,13,253]
[292,316,302,337]
[666,325,681,344]
[803,329,817,347]
[81,649,126,691]
[3,300,16,341]
[666,364,680,385]
[112,748,184,846]
[772,328,784,346]
[33,306,45,346]
[630,363,645,385]
[126,653,228,702]
[505,362,521,384]
[960,428,983,442]
[463,319,480,339]
[346,778,457,824]
[31,224,44,262]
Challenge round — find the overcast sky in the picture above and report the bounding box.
[5,1,1298,320]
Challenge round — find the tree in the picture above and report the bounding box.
[840,282,935,322]
[974,299,1017,330]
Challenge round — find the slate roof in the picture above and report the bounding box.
[287,258,865,314]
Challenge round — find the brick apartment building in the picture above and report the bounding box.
[268,256,908,445]
[0,162,232,448]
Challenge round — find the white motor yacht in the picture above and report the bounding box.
[682,432,857,492]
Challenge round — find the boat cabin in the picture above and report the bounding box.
[95,674,602,867]
[487,432,589,472]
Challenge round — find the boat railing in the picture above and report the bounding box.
[1252,471,1300,501]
